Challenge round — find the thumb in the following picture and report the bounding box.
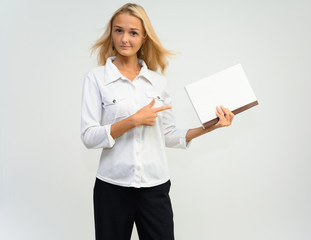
[147,98,155,108]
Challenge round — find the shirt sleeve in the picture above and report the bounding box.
[80,73,116,149]
[160,90,192,149]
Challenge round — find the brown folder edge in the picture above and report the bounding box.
[202,100,259,129]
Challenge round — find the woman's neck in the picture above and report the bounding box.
[112,54,141,72]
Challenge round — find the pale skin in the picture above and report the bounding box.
[110,13,234,142]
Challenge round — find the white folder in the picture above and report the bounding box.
[184,64,258,129]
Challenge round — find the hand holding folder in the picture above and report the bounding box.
[214,105,235,128]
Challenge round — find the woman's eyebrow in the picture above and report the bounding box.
[113,25,141,31]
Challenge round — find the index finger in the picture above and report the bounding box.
[153,105,172,113]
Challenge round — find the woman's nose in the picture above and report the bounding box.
[121,33,129,43]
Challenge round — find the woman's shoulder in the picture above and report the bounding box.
[146,69,167,88]
[84,65,106,78]
[147,69,165,78]
[83,66,110,88]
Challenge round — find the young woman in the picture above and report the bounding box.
[80,3,234,240]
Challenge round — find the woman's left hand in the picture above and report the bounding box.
[214,105,234,128]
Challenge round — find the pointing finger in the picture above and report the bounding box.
[153,105,172,113]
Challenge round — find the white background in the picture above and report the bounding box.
[1,0,310,239]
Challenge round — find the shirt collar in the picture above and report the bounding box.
[103,56,155,86]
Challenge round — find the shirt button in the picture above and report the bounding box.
[157,96,160,99]
[112,99,116,103]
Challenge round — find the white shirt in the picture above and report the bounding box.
[80,56,191,188]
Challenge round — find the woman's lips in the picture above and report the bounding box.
[120,46,131,49]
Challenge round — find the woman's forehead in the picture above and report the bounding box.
[113,13,143,30]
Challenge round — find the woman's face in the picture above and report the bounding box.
[112,13,146,58]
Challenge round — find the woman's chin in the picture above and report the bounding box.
[116,50,138,58]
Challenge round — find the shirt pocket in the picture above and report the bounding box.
[102,95,131,123]
[145,91,167,108]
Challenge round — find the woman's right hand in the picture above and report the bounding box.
[133,99,172,126]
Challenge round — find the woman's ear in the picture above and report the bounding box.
[143,32,148,42]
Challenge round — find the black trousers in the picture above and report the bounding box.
[93,178,175,240]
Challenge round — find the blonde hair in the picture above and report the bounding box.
[89,3,175,74]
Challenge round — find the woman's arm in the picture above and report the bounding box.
[186,105,234,142]
[110,102,234,142]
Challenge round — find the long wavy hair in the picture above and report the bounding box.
[89,3,175,74]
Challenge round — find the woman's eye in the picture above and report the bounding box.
[115,29,122,33]
[130,31,138,36]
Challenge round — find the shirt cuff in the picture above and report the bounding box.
[104,124,116,148]
[179,129,192,149]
